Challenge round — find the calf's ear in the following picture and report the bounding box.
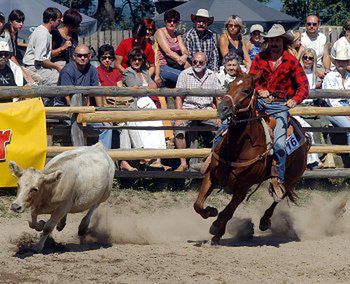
[8,161,23,177]
[43,170,63,184]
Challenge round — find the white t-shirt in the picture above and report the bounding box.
[23,25,52,66]
[331,36,350,58]
[301,32,327,68]
[322,70,350,107]
[217,66,236,89]
[304,68,316,89]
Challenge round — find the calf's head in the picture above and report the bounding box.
[8,161,62,213]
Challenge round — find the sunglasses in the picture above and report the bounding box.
[166,19,178,24]
[75,53,89,58]
[101,55,113,60]
[195,19,208,24]
[306,22,318,27]
[302,56,314,61]
[146,27,154,31]
[0,52,10,58]
[228,24,240,28]
[193,60,205,65]
[132,57,144,62]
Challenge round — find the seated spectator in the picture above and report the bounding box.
[0,10,34,84]
[115,24,155,77]
[301,14,331,78]
[217,51,242,89]
[183,9,218,72]
[174,52,221,171]
[155,9,189,87]
[219,15,251,71]
[289,30,304,59]
[122,47,168,170]
[0,12,4,31]
[51,8,82,66]
[322,49,350,149]
[54,44,112,149]
[246,24,264,61]
[23,7,62,90]
[331,19,350,70]
[0,41,23,102]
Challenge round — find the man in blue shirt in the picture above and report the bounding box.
[55,44,112,149]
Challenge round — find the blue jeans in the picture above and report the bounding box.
[89,122,112,149]
[160,65,182,83]
[327,100,350,146]
[212,121,228,149]
[257,98,289,182]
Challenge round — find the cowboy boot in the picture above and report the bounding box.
[269,160,286,202]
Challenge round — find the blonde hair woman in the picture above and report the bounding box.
[299,48,319,89]
[289,30,304,59]
[219,15,251,70]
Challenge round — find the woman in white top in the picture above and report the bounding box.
[322,49,350,146]
[331,19,350,68]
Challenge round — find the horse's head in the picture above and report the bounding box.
[217,73,256,122]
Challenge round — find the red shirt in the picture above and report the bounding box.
[115,38,155,69]
[97,66,123,86]
[249,50,309,104]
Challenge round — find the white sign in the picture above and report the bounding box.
[286,133,300,155]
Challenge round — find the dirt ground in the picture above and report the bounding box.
[1,186,350,284]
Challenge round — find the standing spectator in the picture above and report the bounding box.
[54,44,112,149]
[331,19,350,67]
[183,9,219,72]
[115,24,155,77]
[0,10,34,84]
[322,49,350,149]
[174,52,221,171]
[0,41,23,102]
[219,15,251,71]
[301,14,331,78]
[23,7,62,88]
[249,24,309,201]
[51,8,82,66]
[155,9,189,87]
[289,30,304,59]
[247,24,264,61]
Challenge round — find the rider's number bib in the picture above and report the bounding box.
[286,133,300,155]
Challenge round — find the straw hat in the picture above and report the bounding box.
[262,24,293,41]
[331,49,350,61]
[191,9,214,26]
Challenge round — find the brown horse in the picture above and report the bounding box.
[193,73,309,244]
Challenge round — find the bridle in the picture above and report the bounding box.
[223,89,257,122]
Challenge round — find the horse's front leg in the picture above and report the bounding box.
[210,191,247,244]
[194,173,218,219]
[259,201,278,231]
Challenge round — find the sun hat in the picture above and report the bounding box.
[0,41,10,52]
[262,24,293,41]
[191,9,214,26]
[250,24,264,34]
[331,49,350,61]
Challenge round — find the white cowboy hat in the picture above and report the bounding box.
[191,9,214,26]
[250,24,264,34]
[0,41,10,52]
[331,49,350,61]
[262,24,293,41]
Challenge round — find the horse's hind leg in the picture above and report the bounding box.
[194,174,218,219]
[210,191,247,244]
[259,201,278,231]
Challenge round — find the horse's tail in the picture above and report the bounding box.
[286,189,298,204]
[304,132,312,151]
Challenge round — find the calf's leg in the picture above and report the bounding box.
[28,210,45,232]
[78,204,99,236]
[56,214,67,232]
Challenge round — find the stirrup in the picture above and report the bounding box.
[269,178,286,202]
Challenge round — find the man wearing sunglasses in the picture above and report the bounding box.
[301,14,331,78]
[183,9,219,72]
[54,44,112,149]
[174,52,221,171]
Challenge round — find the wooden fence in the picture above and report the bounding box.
[3,86,350,179]
[80,26,342,53]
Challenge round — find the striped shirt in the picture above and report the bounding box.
[183,28,219,72]
[176,67,221,109]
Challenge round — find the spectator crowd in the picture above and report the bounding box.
[1,6,350,172]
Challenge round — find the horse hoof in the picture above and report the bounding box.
[259,218,271,231]
[205,206,218,218]
[209,221,220,236]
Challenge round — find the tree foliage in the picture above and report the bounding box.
[52,0,155,30]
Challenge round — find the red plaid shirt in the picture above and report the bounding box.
[249,50,309,104]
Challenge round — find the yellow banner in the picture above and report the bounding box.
[0,98,47,187]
